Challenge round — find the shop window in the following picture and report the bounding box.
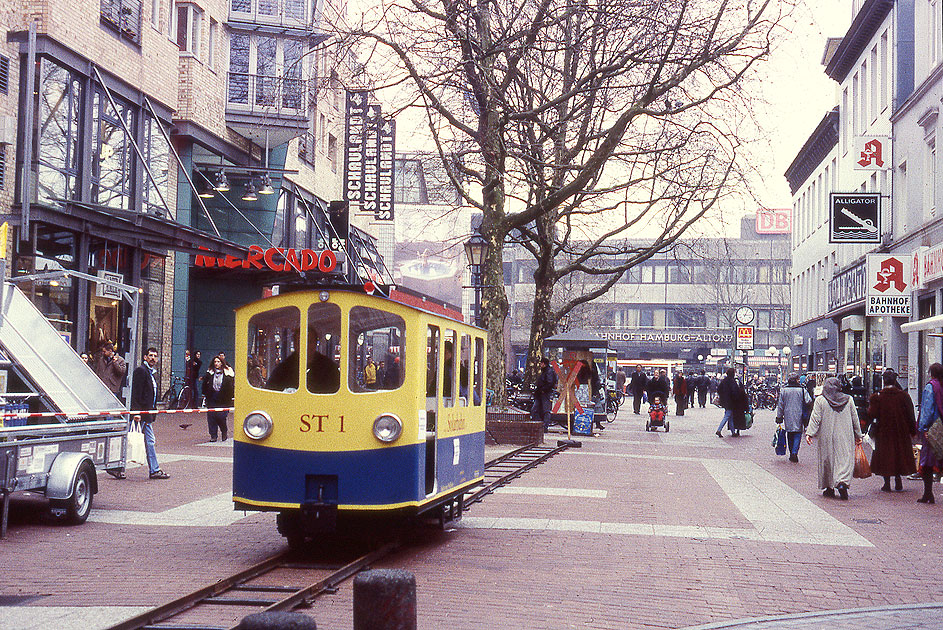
[348,306,405,393]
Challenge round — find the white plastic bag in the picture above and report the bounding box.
[127,418,147,465]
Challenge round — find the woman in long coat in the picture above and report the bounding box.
[867,370,916,492]
[672,372,687,416]
[806,377,863,500]
[916,363,943,504]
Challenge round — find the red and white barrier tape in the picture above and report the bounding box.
[0,407,235,420]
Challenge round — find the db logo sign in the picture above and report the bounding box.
[756,208,791,234]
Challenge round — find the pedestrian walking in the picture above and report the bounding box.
[130,347,170,480]
[184,348,202,408]
[916,363,943,504]
[805,377,862,500]
[776,373,812,462]
[93,340,127,400]
[715,368,747,437]
[616,367,626,397]
[867,369,916,492]
[673,371,687,416]
[532,357,558,431]
[202,355,234,442]
[696,370,709,408]
[629,365,648,414]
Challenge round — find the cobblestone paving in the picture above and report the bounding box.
[1,408,942,629]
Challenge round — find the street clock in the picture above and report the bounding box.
[736,306,755,325]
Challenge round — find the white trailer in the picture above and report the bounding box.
[0,280,130,536]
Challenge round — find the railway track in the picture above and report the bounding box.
[106,442,567,630]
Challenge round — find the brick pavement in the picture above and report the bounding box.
[1,407,943,629]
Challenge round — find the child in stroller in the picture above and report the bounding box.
[646,393,669,432]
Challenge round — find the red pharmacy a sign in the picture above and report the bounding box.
[194,246,338,273]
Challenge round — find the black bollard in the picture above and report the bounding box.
[353,569,417,630]
[237,611,317,629]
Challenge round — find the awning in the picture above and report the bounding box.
[900,314,943,333]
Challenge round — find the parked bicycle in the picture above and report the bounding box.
[748,383,779,410]
[161,372,194,409]
[605,388,624,422]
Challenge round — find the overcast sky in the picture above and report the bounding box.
[759,0,853,208]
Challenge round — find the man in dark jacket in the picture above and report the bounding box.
[531,357,558,431]
[715,367,747,437]
[131,347,170,479]
[628,365,649,414]
[647,369,670,406]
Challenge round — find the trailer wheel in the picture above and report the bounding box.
[51,463,95,525]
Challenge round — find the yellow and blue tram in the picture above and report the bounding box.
[232,287,487,545]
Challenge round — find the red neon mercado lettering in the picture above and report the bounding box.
[194,246,337,274]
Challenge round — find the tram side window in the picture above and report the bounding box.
[349,306,405,392]
[306,303,341,394]
[459,334,471,406]
[426,325,439,400]
[443,329,457,407]
[473,337,484,407]
[248,306,300,392]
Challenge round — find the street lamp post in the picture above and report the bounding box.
[782,346,791,379]
[768,346,779,382]
[464,232,489,328]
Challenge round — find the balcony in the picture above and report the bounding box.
[228,0,316,34]
[226,72,309,145]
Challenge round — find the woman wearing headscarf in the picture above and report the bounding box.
[805,376,863,500]
[776,373,812,462]
[915,363,943,504]
[867,370,916,493]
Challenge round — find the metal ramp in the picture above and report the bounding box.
[0,281,124,417]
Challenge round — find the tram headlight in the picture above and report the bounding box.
[372,414,403,443]
[243,411,273,440]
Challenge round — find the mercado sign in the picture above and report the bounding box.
[193,246,341,273]
[600,331,733,344]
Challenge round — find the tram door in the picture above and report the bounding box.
[425,326,440,495]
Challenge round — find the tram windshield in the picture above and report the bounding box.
[247,306,300,392]
[349,306,405,392]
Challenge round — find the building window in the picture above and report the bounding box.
[394,159,427,204]
[176,3,202,55]
[143,116,170,215]
[37,59,82,205]
[208,19,217,69]
[101,0,143,44]
[228,34,250,104]
[0,55,9,94]
[327,133,337,173]
[91,91,133,211]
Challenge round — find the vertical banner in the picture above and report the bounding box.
[344,91,368,215]
[362,102,381,218]
[377,118,395,221]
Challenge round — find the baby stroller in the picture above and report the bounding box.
[646,394,669,432]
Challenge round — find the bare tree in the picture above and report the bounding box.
[342,0,786,400]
